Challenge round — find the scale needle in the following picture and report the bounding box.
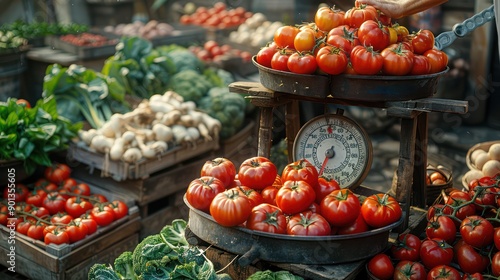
[319,146,335,176]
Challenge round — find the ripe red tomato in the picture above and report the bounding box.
[27,223,46,241]
[326,26,359,56]
[261,185,279,206]
[443,190,476,225]
[15,98,31,108]
[34,178,58,193]
[453,239,489,274]
[410,54,431,75]
[337,213,369,235]
[61,178,78,190]
[425,215,457,244]
[16,220,32,235]
[367,253,394,280]
[427,265,461,280]
[90,204,115,226]
[419,238,454,269]
[44,163,71,184]
[235,186,264,208]
[185,176,225,212]
[287,212,331,236]
[493,251,500,276]
[380,43,415,75]
[65,221,89,243]
[462,272,485,280]
[469,184,497,211]
[393,260,426,280]
[361,193,402,228]
[42,192,67,215]
[424,49,448,73]
[75,215,97,235]
[344,4,378,28]
[315,45,348,75]
[281,159,319,190]
[210,188,252,227]
[494,227,500,250]
[246,203,286,234]
[393,25,410,42]
[390,233,421,261]
[411,29,435,55]
[29,206,50,219]
[276,180,315,215]
[50,212,73,225]
[0,205,8,226]
[459,215,494,248]
[238,156,278,190]
[315,175,340,204]
[109,200,128,220]
[287,52,318,74]
[315,6,345,32]
[270,50,291,72]
[44,228,70,245]
[3,183,29,203]
[25,188,48,207]
[68,182,91,197]
[200,157,236,188]
[320,189,360,227]
[64,197,93,219]
[350,45,383,75]
[256,45,278,68]
[357,19,390,51]
[273,25,300,49]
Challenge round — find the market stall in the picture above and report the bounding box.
[1,0,500,279]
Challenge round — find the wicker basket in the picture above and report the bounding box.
[466,140,500,171]
[426,165,453,206]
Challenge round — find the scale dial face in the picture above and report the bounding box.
[292,114,373,189]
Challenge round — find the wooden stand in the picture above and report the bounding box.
[229,81,468,230]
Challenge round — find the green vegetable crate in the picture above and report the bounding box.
[0,182,141,280]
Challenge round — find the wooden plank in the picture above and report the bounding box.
[257,107,274,158]
[285,100,300,163]
[412,113,429,208]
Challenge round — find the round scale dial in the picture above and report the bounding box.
[292,113,373,189]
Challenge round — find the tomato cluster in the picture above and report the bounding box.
[367,172,500,280]
[1,163,129,245]
[59,33,117,47]
[179,2,252,29]
[188,40,252,63]
[186,157,402,236]
[256,3,448,76]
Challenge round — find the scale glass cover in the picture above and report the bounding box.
[292,112,373,189]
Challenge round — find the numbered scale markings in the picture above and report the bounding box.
[293,114,373,189]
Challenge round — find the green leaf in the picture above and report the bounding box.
[6,111,18,127]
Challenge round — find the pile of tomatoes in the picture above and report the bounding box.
[185,156,402,236]
[255,3,448,76]
[367,173,500,280]
[1,163,129,245]
[179,2,252,29]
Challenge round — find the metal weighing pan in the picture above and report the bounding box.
[252,56,448,102]
[184,195,402,266]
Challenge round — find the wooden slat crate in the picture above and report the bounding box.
[67,138,219,182]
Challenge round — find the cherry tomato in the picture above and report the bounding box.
[44,163,71,184]
[185,176,225,212]
[287,211,331,236]
[367,253,394,280]
[238,156,278,190]
[459,215,494,248]
[393,260,426,280]
[276,180,316,215]
[380,43,415,75]
[315,45,348,75]
[390,233,421,261]
[320,189,360,227]
[273,25,300,49]
[425,215,457,244]
[350,45,383,75]
[314,6,345,32]
[210,188,252,227]
[427,265,461,280]
[361,193,402,228]
[419,238,454,269]
[246,203,286,234]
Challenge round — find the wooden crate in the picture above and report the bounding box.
[0,216,140,280]
[68,138,219,181]
[44,35,119,59]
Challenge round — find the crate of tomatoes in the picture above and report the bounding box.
[45,32,119,59]
[0,162,140,280]
[253,3,449,102]
[184,156,403,265]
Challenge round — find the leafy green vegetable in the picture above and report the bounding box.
[164,48,204,73]
[88,264,121,280]
[0,20,88,40]
[198,87,247,139]
[42,64,130,129]
[0,97,81,174]
[247,270,304,280]
[168,69,213,102]
[114,251,137,280]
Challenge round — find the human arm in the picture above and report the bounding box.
[356,0,448,19]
